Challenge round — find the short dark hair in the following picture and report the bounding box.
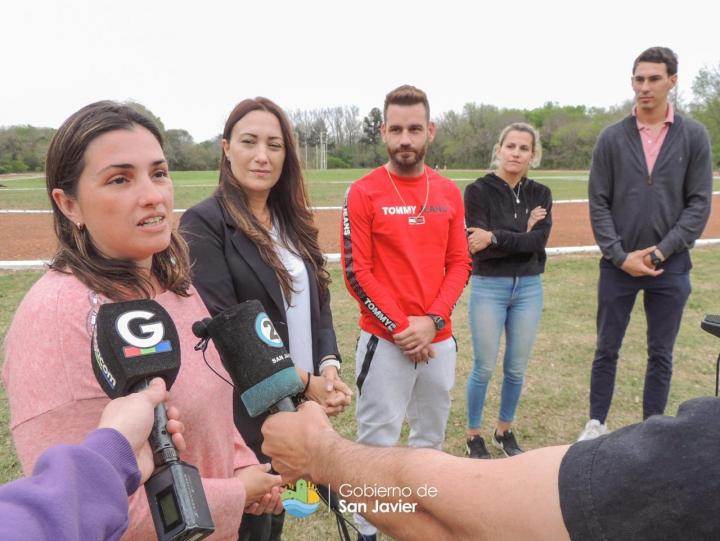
[383,85,430,121]
[633,47,678,76]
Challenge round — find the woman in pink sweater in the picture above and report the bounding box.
[2,101,283,540]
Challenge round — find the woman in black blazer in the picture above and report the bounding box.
[180,97,351,541]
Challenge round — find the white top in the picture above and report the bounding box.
[271,228,313,374]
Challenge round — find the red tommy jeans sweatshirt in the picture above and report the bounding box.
[341,165,471,343]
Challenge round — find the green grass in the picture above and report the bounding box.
[3,170,718,210]
[1,249,720,539]
[0,270,43,482]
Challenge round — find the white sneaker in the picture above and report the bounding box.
[577,419,608,442]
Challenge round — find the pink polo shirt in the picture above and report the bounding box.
[633,103,674,174]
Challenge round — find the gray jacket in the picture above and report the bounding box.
[589,113,713,267]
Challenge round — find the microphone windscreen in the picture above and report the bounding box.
[92,300,181,398]
[204,299,303,416]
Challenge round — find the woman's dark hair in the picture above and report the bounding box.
[216,97,330,303]
[46,100,191,300]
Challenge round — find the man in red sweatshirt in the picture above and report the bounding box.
[341,85,471,540]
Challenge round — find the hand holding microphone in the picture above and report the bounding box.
[261,401,336,485]
[93,299,214,541]
[195,300,351,537]
[98,377,185,484]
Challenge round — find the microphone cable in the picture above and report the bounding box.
[316,484,357,541]
[194,336,234,388]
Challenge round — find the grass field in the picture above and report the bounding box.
[2,170,719,210]
[1,248,720,539]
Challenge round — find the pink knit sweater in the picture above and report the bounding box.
[3,270,258,540]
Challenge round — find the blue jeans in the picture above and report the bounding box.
[466,275,544,429]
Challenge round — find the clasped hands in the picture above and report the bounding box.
[304,365,352,416]
[393,315,437,363]
[621,246,665,277]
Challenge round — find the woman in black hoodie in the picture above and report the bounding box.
[463,123,552,459]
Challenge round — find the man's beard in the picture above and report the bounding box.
[387,143,427,175]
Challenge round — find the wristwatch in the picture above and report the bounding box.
[427,314,445,330]
[490,233,498,246]
[650,250,663,267]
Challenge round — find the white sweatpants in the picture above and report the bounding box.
[353,330,456,536]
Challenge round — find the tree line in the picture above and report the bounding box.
[2,64,719,174]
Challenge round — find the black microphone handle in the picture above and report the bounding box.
[268,397,296,475]
[269,396,297,414]
[131,378,178,466]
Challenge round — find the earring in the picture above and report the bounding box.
[76,222,84,231]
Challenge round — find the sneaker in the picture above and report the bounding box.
[357,534,376,541]
[577,419,608,442]
[466,435,491,459]
[492,429,524,457]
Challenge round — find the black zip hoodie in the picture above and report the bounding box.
[464,173,553,276]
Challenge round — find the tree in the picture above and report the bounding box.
[343,105,362,145]
[690,64,720,166]
[0,125,55,173]
[361,108,382,145]
[164,129,195,170]
[125,101,166,136]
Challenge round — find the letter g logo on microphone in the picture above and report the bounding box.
[116,310,172,358]
[254,312,284,348]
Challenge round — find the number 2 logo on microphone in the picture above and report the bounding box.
[255,313,284,348]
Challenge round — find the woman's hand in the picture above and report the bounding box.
[234,463,284,515]
[305,367,352,416]
[527,206,547,231]
[466,227,493,254]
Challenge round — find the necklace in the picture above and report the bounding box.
[384,165,430,225]
[510,181,521,204]
[507,180,527,219]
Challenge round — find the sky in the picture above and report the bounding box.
[1,0,719,142]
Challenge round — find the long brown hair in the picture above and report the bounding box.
[217,97,330,303]
[46,101,191,300]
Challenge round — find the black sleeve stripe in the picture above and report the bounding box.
[342,187,399,333]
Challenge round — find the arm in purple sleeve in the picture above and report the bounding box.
[0,428,140,541]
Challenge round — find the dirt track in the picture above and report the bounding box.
[2,198,719,260]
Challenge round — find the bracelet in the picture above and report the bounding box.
[303,372,312,395]
[319,358,341,374]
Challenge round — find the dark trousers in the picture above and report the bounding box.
[238,511,285,541]
[590,260,691,423]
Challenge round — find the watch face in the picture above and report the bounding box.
[428,314,445,330]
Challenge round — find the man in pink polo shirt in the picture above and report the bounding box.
[579,46,713,441]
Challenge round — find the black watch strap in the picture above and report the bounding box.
[650,250,662,267]
[427,314,445,330]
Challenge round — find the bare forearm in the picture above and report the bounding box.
[310,436,571,541]
[311,438,459,539]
